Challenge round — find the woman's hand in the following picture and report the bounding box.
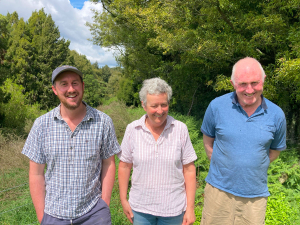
[182,208,196,225]
[121,199,134,223]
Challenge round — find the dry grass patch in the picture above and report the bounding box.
[0,132,29,207]
[0,132,27,174]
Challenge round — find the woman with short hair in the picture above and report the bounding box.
[118,77,197,225]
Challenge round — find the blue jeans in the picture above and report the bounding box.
[132,210,185,225]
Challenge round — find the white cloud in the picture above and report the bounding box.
[0,0,118,67]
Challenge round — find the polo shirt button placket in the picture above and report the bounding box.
[155,143,158,158]
[70,134,74,164]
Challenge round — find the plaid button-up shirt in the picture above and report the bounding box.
[22,103,120,219]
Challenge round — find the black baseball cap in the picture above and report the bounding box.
[52,65,83,84]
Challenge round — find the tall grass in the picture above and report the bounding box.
[0,131,36,224]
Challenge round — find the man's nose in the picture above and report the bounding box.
[68,84,76,92]
[245,84,254,93]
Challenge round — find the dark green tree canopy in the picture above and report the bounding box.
[88,0,300,139]
[4,9,71,109]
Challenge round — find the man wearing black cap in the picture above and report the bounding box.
[22,65,121,224]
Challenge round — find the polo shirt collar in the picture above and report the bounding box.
[232,92,268,110]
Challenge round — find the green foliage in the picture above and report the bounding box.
[266,58,300,141]
[101,65,112,82]
[0,79,45,134]
[266,149,300,224]
[107,73,121,97]
[98,100,145,142]
[0,14,9,63]
[3,10,71,110]
[213,74,234,92]
[84,73,106,107]
[266,192,298,225]
[5,10,69,109]
[116,77,139,106]
[0,10,119,114]
[89,0,300,133]
[69,50,122,107]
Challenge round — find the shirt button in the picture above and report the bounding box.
[70,147,73,150]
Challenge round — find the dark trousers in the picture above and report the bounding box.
[41,198,111,225]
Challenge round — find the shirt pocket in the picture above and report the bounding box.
[79,138,101,175]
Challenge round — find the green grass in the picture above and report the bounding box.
[0,162,132,225]
[0,168,37,225]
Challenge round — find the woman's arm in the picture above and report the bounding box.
[182,162,196,225]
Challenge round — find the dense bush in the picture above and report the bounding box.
[0,79,45,135]
[266,149,300,224]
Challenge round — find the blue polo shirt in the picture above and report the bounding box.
[201,92,286,198]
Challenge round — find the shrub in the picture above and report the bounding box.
[266,148,300,224]
[98,101,145,142]
[265,192,297,225]
[0,79,45,134]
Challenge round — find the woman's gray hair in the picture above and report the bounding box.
[139,77,172,106]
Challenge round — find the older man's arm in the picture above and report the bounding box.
[101,155,116,206]
[269,149,281,163]
[29,160,45,223]
[203,134,215,161]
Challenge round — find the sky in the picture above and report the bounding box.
[0,0,118,67]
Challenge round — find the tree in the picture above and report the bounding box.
[0,79,43,131]
[0,14,10,86]
[5,9,71,109]
[88,0,300,139]
[101,65,112,82]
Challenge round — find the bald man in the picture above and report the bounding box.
[200,57,287,225]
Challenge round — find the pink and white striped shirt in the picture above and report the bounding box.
[118,115,197,216]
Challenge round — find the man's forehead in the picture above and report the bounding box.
[56,71,82,81]
[235,62,262,80]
